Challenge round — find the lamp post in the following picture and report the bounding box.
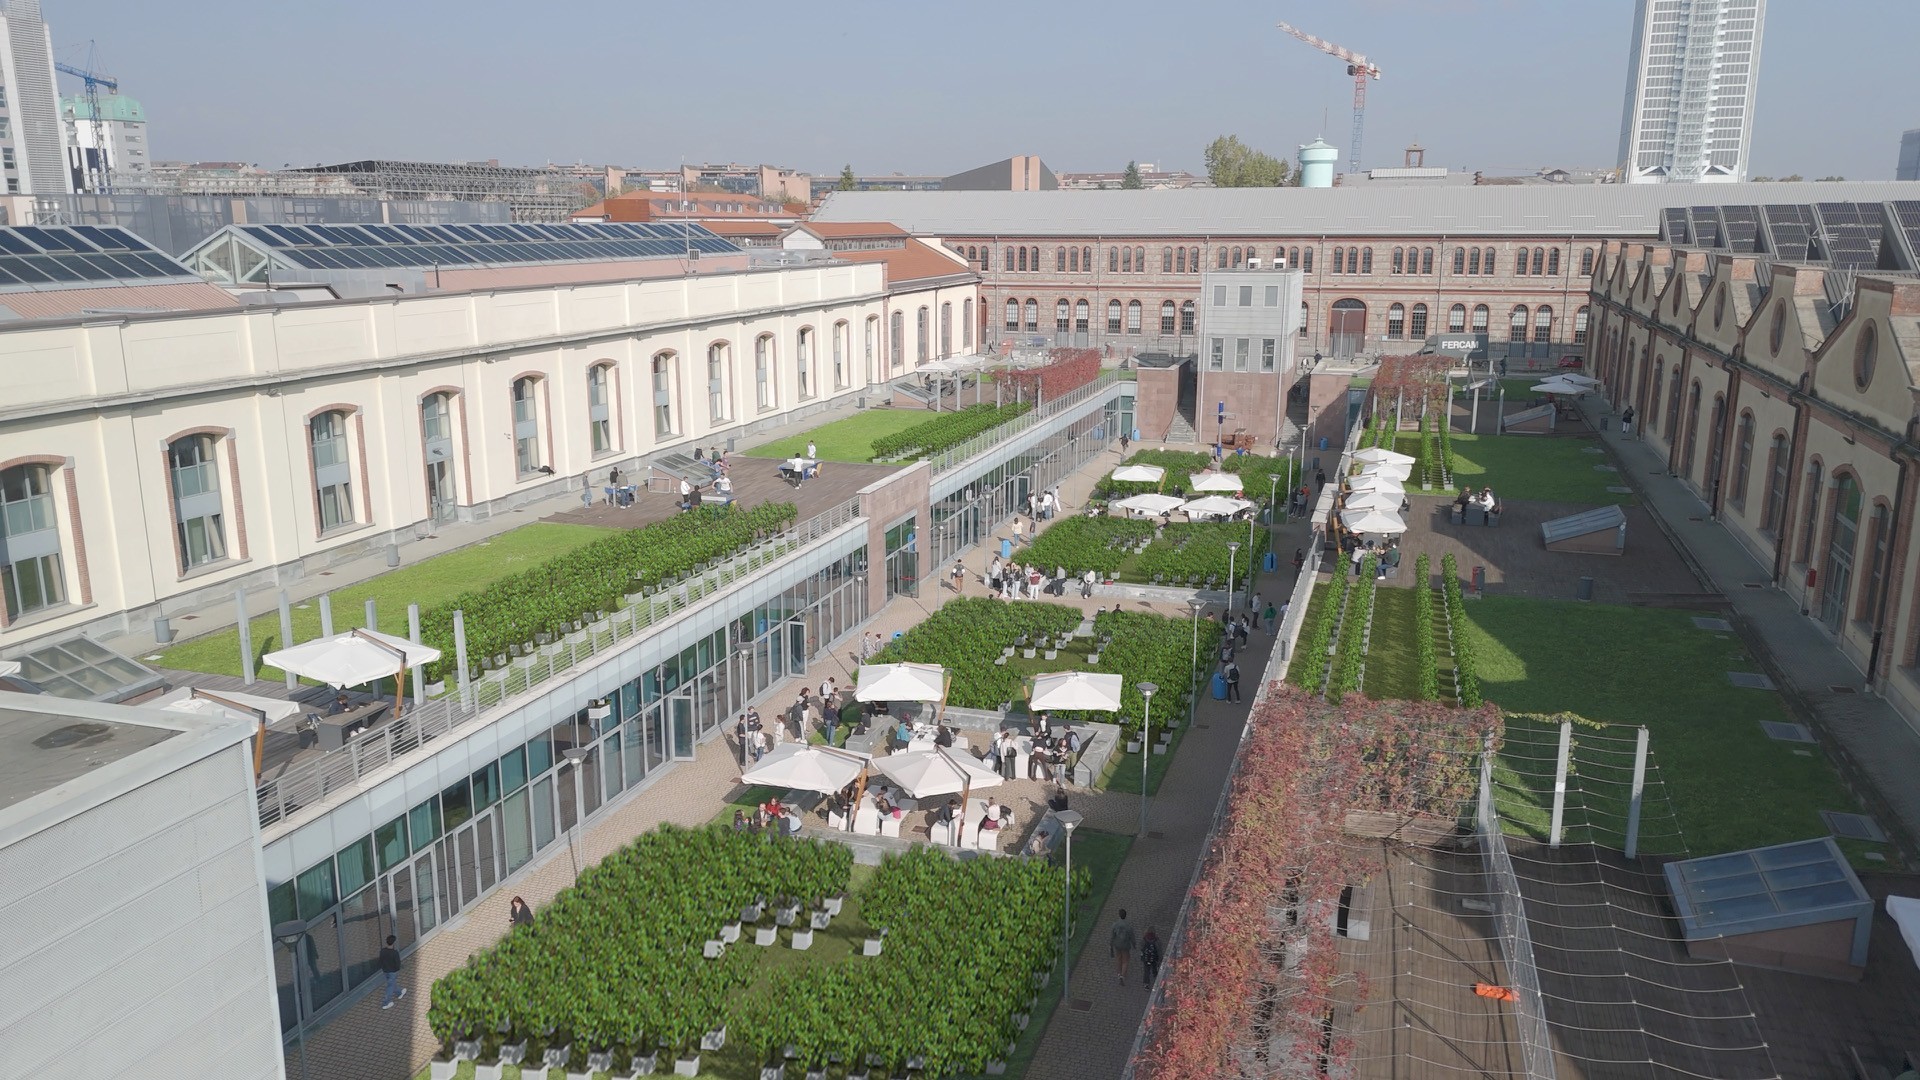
[1136,683,1157,836]
[1226,541,1242,612]
[273,920,312,1080]
[1188,598,1206,728]
[1057,809,1084,1003]
[562,746,590,882]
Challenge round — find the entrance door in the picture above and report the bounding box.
[393,849,439,940]
[670,691,697,760]
[1329,299,1367,359]
[426,459,456,524]
[1820,478,1860,633]
[421,393,458,524]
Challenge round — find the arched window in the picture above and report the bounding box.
[1003,246,1014,271]
[1821,475,1863,631]
[978,248,990,271]
[1029,246,1039,270]
[1274,247,1286,266]
[1162,246,1173,272]
[1387,303,1406,339]
[1300,248,1312,273]
[511,378,549,478]
[1160,300,1176,335]
[1016,247,1029,272]
[1288,246,1301,270]
[938,304,952,359]
[1180,300,1196,334]
[916,306,930,363]
[1731,411,1756,511]
[1482,247,1496,274]
[754,334,776,410]
[587,363,614,453]
[1763,433,1789,533]
[1581,248,1595,276]
[1110,247,1120,273]
[1126,300,1142,334]
[1573,306,1590,345]
[1024,298,1038,331]
[1532,248,1546,275]
[1547,248,1560,275]
[1515,251,1528,277]
[1329,298,1367,357]
[1107,299,1123,334]
[1055,247,1066,272]
[166,433,227,571]
[1471,304,1490,334]
[1134,246,1145,271]
[1121,247,1133,273]
[965,246,975,265]
[1468,248,1482,275]
[1409,303,1429,338]
[1509,305,1529,342]
[1217,248,1228,269]
[798,326,816,395]
[1083,246,1092,270]
[1864,501,1893,624]
[1069,247,1080,272]
[1533,306,1553,343]
[1421,247,1434,275]
[1299,300,1310,338]
[420,393,457,521]
[1453,247,1467,275]
[1448,304,1467,333]
[1175,247,1186,274]
[1229,246,1241,268]
[1360,248,1372,274]
[311,408,360,526]
[1798,461,1823,562]
[889,310,905,370]
[1074,299,1090,336]
[704,345,729,422]
[1005,299,1020,331]
[1055,299,1070,335]
[0,463,65,617]
[1392,247,1404,274]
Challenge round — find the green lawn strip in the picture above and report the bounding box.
[710,785,787,827]
[1104,719,1185,797]
[158,523,610,677]
[1360,587,1423,702]
[1287,585,1335,691]
[1462,595,1887,866]
[1388,431,1630,505]
[744,409,934,463]
[1000,830,1133,1080]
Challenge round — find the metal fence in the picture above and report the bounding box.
[1477,745,1558,1080]
[254,498,862,829]
[927,369,1124,476]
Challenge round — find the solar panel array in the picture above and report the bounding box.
[1661,207,1692,244]
[1688,206,1722,249]
[0,225,198,289]
[1719,205,1760,253]
[1813,202,1886,270]
[1762,204,1818,261]
[228,221,741,272]
[1895,201,1920,263]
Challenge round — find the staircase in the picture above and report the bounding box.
[1165,412,1198,444]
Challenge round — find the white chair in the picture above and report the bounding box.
[878,813,903,838]
[853,801,880,836]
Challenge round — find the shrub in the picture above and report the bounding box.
[869,402,1031,461]
[1414,553,1439,701]
[1440,552,1481,707]
[1327,556,1377,701]
[1290,560,1348,691]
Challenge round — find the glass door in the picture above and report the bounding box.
[426,460,456,524]
[670,691,697,760]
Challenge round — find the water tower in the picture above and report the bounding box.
[1298,137,1339,188]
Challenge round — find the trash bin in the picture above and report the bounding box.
[1576,576,1595,602]
[153,617,175,645]
[1211,672,1229,700]
[1319,437,1329,451]
[1471,565,1486,594]
[1000,539,1013,560]
[1263,551,1278,572]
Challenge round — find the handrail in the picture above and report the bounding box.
[927,368,1123,475]
[254,497,862,830]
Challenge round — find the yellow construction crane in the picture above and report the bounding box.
[1277,21,1382,174]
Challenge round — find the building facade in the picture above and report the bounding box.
[1193,265,1305,447]
[1899,129,1920,183]
[0,0,70,195]
[1589,241,1920,729]
[61,91,150,192]
[1617,0,1767,184]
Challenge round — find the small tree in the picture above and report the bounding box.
[1121,161,1144,189]
[836,164,857,191]
[1203,135,1290,188]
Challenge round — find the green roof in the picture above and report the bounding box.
[61,94,144,123]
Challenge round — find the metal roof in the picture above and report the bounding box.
[814,182,1920,238]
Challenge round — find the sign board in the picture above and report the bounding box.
[1420,333,1487,360]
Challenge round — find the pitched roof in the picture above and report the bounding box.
[702,220,783,238]
[829,239,973,286]
[791,221,909,240]
[814,182,1920,238]
[0,282,240,323]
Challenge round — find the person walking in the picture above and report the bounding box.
[377,935,407,1009]
[951,559,967,593]
[1621,404,1636,437]
[1140,927,1163,987]
[1110,910,1137,985]
[1292,547,1306,577]
[806,440,818,460]
[1314,467,1327,492]
[1225,660,1242,703]
[509,896,534,930]
[1011,516,1025,546]
[734,714,750,767]
[1262,600,1278,635]
[1081,567,1097,598]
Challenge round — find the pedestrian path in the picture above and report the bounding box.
[1581,401,1920,861]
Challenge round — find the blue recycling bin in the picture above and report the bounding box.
[1263,551,1278,572]
[1001,539,1013,560]
[1319,437,1329,451]
[1211,672,1229,700]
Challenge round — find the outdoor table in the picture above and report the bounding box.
[313,701,390,751]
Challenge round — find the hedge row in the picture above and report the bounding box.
[870,402,1031,461]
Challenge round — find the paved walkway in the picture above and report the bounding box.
[289,437,1305,1080]
[1578,399,1920,863]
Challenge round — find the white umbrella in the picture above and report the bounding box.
[1559,373,1602,388]
[1029,671,1124,712]
[263,628,441,689]
[855,662,947,702]
[1353,447,1415,465]
[1357,464,1413,484]
[1531,378,1584,394]
[1340,507,1409,536]
[740,743,872,793]
[869,746,1002,800]
[1346,473,1405,494]
[1342,490,1403,512]
[1113,493,1185,516]
[1188,472,1245,493]
[1181,495,1256,517]
[1110,464,1165,483]
[152,686,302,724]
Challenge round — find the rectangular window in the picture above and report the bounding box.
[375,817,409,873]
[1209,338,1224,370]
[1264,286,1279,306]
[1213,286,1227,307]
[1261,339,1276,372]
[1238,286,1253,307]
[1235,338,1250,371]
[1409,307,1428,338]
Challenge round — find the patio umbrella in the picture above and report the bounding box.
[1353,447,1415,466]
[854,662,947,703]
[740,743,873,793]
[1188,472,1245,493]
[1559,374,1603,388]
[1029,671,1124,712]
[1113,493,1185,516]
[1531,378,1585,394]
[1357,463,1413,483]
[153,685,304,779]
[869,746,1002,800]
[1341,490,1403,512]
[263,628,442,718]
[1110,464,1166,483]
[1180,495,1255,517]
[1346,472,1406,494]
[1340,507,1409,536]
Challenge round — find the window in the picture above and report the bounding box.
[1453,247,1467,275]
[1180,300,1196,333]
[1175,247,1186,274]
[1533,306,1552,343]
[1359,248,1372,274]
[1798,461,1823,562]
[890,311,905,369]
[1329,247,1342,274]
[938,304,951,359]
[1069,247,1079,273]
[1121,247,1132,273]
[1024,299,1038,332]
[1763,434,1789,532]
[796,327,814,397]
[1288,247,1301,269]
[1264,285,1279,306]
[1055,299,1070,335]
[1004,246,1014,271]
[1409,303,1428,338]
[1126,300,1142,334]
[834,320,851,385]
[1482,247,1495,274]
[1515,251,1528,277]
[1209,338,1224,370]
[1231,246,1242,268]
[1299,300,1309,338]
[1217,248,1228,269]
[1134,246,1145,271]
[1468,248,1481,275]
[1821,475,1862,630]
[754,335,775,410]
[1300,248,1311,273]
[1005,299,1020,331]
[1107,299,1122,334]
[1,464,65,618]
[961,301,972,349]
[1865,502,1892,625]
[704,345,727,422]
[1056,247,1066,272]
[1213,285,1228,307]
[1016,247,1028,272]
[586,364,613,453]
[1581,248,1595,276]
[1111,247,1120,273]
[1421,248,1433,274]
[1394,248,1406,274]
[1855,322,1878,389]
[1769,305,1786,355]
[1162,246,1173,272]
[1238,285,1253,307]
[916,306,930,364]
[1547,249,1560,275]
[1074,299,1089,335]
[1084,247,1093,270]
[1387,303,1405,339]
[1532,248,1546,275]
[1029,246,1039,270]
[1234,338,1250,371]
[1572,306,1590,345]
[1160,301,1176,334]
[1650,363,1665,434]
[1448,304,1467,333]
[1731,411,1755,511]
[1261,338,1276,372]
[1471,305,1489,334]
[168,434,226,571]
[311,409,358,527]
[865,315,879,377]
[1509,306,1529,342]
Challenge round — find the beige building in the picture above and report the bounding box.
[1590,241,1920,727]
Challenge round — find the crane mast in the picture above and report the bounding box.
[1276,21,1382,174]
[55,45,119,195]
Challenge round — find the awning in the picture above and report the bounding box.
[1113,493,1185,516]
[1188,472,1245,493]
[740,743,873,793]
[869,747,1002,800]
[854,662,947,702]
[1180,495,1256,517]
[262,628,441,688]
[1340,508,1408,536]
[1029,671,1124,712]
[1352,447,1415,466]
[1110,464,1166,483]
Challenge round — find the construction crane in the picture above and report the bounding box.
[56,46,118,194]
[1276,21,1381,175]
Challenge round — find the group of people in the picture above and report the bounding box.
[1344,537,1404,579]
[1452,484,1502,523]
[982,716,1082,782]
[979,555,1086,600]
[1024,488,1064,521]
[731,796,804,836]
[779,440,823,488]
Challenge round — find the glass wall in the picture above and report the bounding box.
[269,551,868,1032]
[929,404,1116,570]
[884,517,918,599]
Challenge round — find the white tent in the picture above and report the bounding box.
[1181,495,1256,517]
[1113,493,1185,516]
[1188,472,1245,493]
[263,628,441,689]
[869,747,1002,800]
[1342,490,1403,512]
[740,743,873,793]
[855,662,947,702]
[1346,472,1406,494]
[1353,447,1416,465]
[152,686,301,724]
[1110,464,1166,483]
[1029,671,1124,712]
[1531,378,1585,394]
[1559,374,1603,388]
[1340,507,1409,536]
[1357,462,1413,482]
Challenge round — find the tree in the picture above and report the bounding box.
[1121,161,1144,189]
[836,164,857,192]
[1816,175,1847,182]
[1202,135,1289,188]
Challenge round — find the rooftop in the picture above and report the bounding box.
[1664,836,1872,940]
[829,238,974,285]
[0,701,176,811]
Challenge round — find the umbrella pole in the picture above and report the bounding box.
[959,776,971,849]
[393,665,406,719]
[254,717,266,780]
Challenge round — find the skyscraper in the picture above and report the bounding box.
[1617,0,1767,185]
[1899,129,1920,182]
[0,0,72,194]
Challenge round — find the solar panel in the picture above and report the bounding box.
[1689,208,1722,248]
[1721,206,1760,253]
[1661,208,1691,243]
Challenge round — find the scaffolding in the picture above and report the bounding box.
[283,160,581,223]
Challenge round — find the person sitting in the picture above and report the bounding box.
[1048,786,1071,812]
[980,803,1003,831]
[732,809,749,832]
[895,718,914,751]
[783,811,803,837]
[329,692,353,716]
[934,723,956,748]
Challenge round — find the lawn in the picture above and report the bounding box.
[744,408,932,463]
[157,522,610,677]
[1359,586,1424,702]
[1104,711,1188,797]
[1461,595,1889,865]
[1002,829,1133,1079]
[1398,431,1632,506]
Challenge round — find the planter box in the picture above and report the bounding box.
[630,1050,659,1075]
[774,905,800,927]
[675,1055,702,1077]
[425,680,446,697]
[429,1062,460,1080]
[862,937,885,956]
[760,1065,787,1080]
[1002,647,1016,657]
[1088,653,1101,664]
[588,1050,616,1073]
[1126,740,1142,753]
[1153,743,1169,755]
[755,926,778,946]
[720,920,742,943]
[790,927,815,950]
[544,1045,573,1070]
[497,1042,527,1066]
[702,1026,728,1051]
[986,1061,1009,1075]
[1023,649,1038,659]
[806,1069,829,1080]
[823,895,845,917]
[703,939,726,958]
[811,910,832,930]
[1044,650,1058,660]
[588,704,612,721]
[473,1066,506,1080]
[742,901,765,923]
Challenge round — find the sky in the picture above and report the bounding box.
[44,0,1920,181]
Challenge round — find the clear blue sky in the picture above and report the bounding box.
[47,0,1920,180]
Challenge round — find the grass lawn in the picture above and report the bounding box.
[1104,708,1190,797]
[1003,829,1133,1079]
[1288,585,1334,691]
[1360,586,1424,702]
[744,408,932,464]
[157,522,610,677]
[1461,595,1889,866]
[1407,431,1632,506]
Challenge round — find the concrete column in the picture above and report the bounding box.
[278,590,297,691]
[1624,725,1650,859]
[1548,720,1572,848]
[364,598,377,633]
[236,590,255,686]
[454,610,472,710]
[319,595,334,637]
[408,603,425,704]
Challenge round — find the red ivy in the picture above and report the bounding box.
[1001,347,1100,401]
[1368,354,1455,413]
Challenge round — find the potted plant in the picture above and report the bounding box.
[790,925,815,949]
[588,699,612,722]
[426,679,446,697]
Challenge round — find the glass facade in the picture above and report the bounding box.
[927,403,1120,572]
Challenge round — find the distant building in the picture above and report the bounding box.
[1899,129,1920,182]
[569,189,793,224]
[807,173,944,200]
[1188,263,1305,449]
[281,159,580,222]
[1057,165,1200,190]
[779,220,910,252]
[679,162,811,204]
[0,0,72,194]
[60,91,149,192]
[1618,0,1766,183]
[942,155,1056,192]
[170,162,361,198]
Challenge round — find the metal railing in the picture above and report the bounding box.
[1477,746,1558,1080]
[254,498,862,830]
[927,368,1124,476]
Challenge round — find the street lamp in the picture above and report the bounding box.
[1226,541,1242,612]
[1188,598,1206,729]
[273,920,313,1080]
[1057,809,1084,1003]
[562,746,591,882]
[1136,683,1157,836]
